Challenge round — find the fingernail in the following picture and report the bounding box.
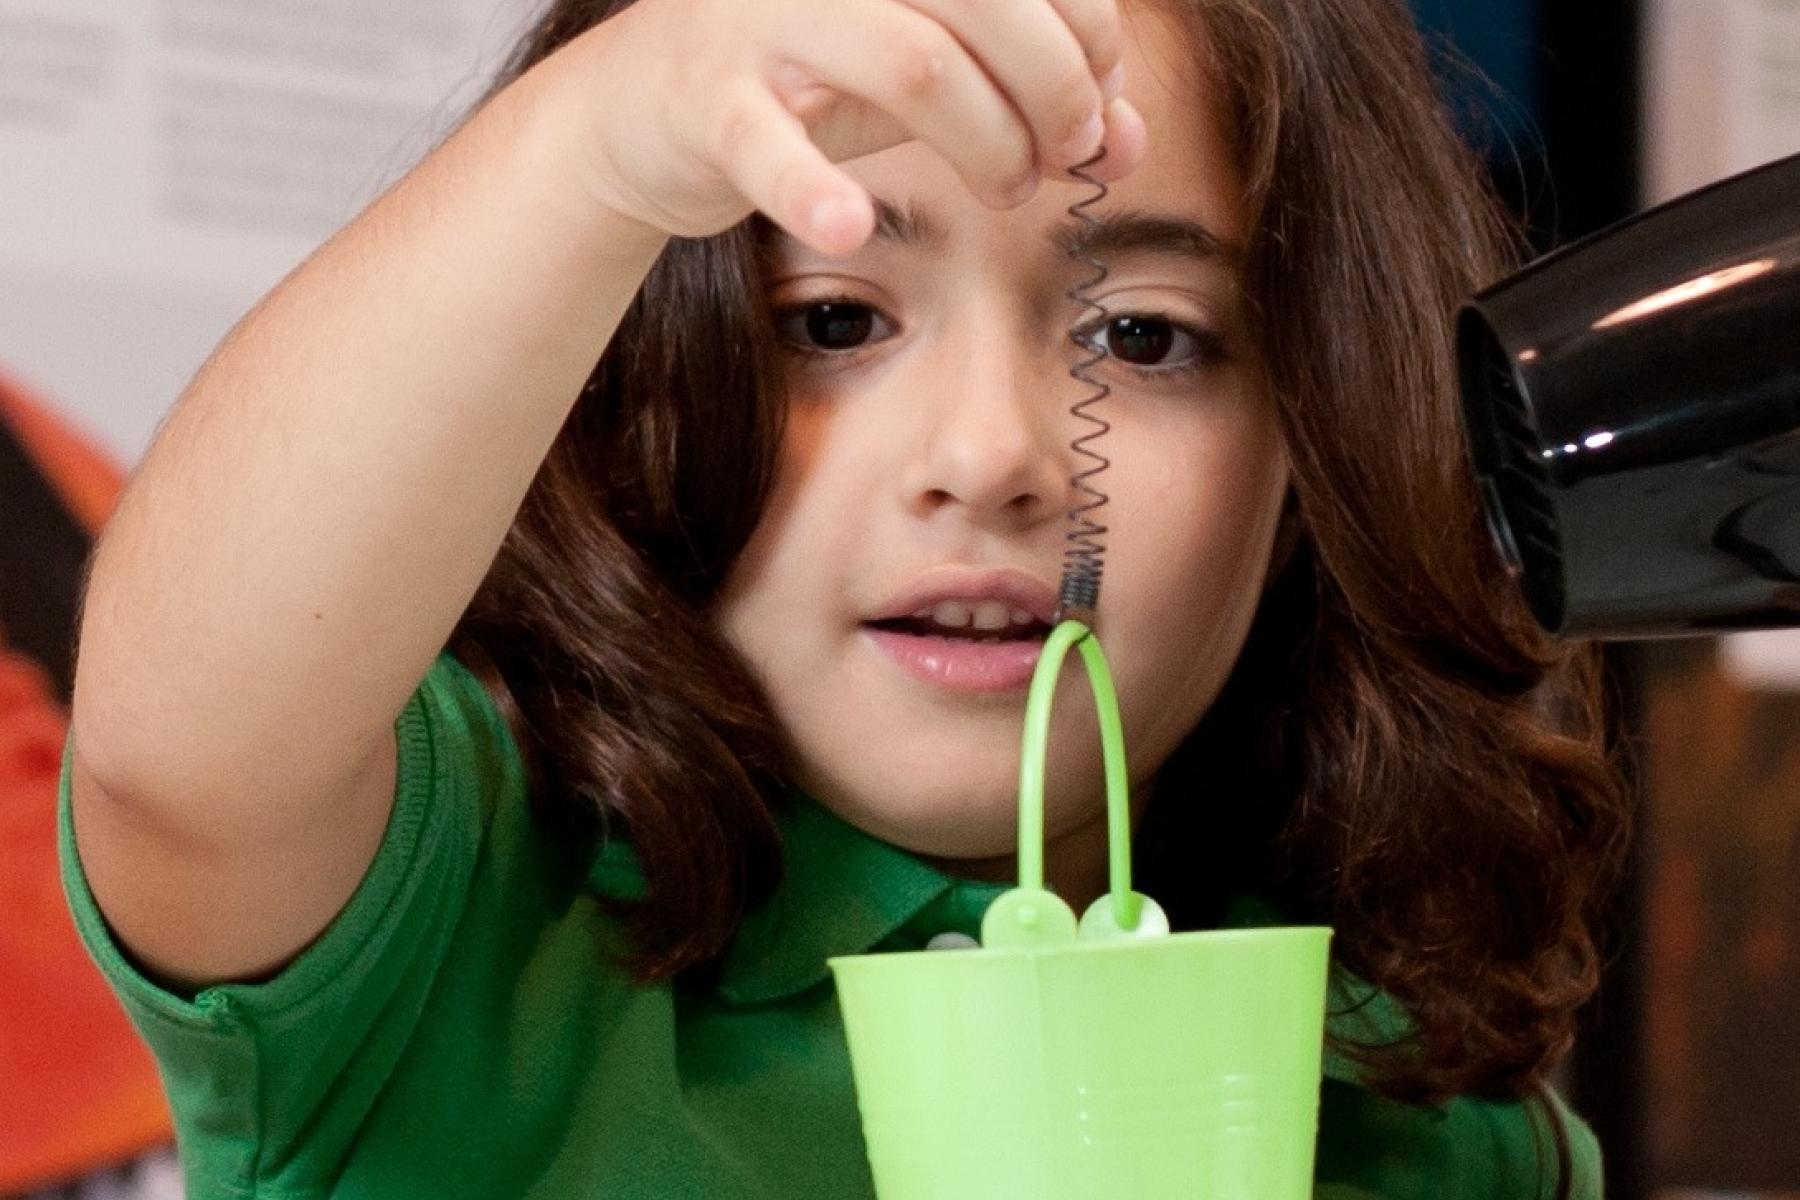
[1101,62,1125,101]
[1064,111,1105,164]
[810,196,845,235]
[809,195,860,251]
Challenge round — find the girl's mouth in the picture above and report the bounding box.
[861,609,1053,694]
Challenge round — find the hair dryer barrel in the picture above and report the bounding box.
[1458,151,1800,640]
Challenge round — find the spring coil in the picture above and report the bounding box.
[1055,144,1112,628]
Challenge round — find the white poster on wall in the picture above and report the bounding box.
[0,0,542,461]
[1647,0,1800,200]
[1646,0,1800,690]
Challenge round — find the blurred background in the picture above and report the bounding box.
[0,1,1796,1197]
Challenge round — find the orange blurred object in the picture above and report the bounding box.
[0,375,120,538]
[0,374,174,1193]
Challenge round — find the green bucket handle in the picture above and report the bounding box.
[980,619,1171,951]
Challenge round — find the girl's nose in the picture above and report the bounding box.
[898,316,1071,530]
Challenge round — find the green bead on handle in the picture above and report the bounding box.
[980,620,1170,951]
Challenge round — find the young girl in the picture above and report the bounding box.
[59,0,1628,1196]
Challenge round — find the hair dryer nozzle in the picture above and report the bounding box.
[1458,150,1800,640]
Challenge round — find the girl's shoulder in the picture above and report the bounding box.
[58,648,628,1197]
[1316,1076,1602,1200]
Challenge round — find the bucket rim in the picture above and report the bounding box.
[828,924,1335,972]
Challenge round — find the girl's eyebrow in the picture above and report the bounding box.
[864,193,1240,267]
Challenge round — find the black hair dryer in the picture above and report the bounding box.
[1458,150,1800,640]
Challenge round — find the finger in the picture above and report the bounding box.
[1082,96,1147,184]
[1047,0,1127,98]
[900,0,1115,174]
[772,3,1039,209]
[709,82,875,257]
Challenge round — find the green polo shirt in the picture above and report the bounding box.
[58,651,1603,1198]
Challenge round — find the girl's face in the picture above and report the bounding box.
[714,7,1289,904]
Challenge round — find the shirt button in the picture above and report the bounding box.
[925,932,980,951]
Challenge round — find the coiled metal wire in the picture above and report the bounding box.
[1055,146,1112,628]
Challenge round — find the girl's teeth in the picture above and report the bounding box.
[931,600,973,629]
[972,601,1010,631]
[893,600,1044,634]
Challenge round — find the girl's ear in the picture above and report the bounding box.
[1262,486,1303,589]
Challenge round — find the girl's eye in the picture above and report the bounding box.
[773,299,892,355]
[772,297,1223,380]
[1076,314,1223,379]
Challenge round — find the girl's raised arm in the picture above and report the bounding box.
[67,70,674,990]
[67,0,1132,990]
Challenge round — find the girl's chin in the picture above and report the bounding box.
[808,783,1023,855]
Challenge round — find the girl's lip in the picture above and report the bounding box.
[862,626,1044,693]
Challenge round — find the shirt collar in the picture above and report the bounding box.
[717,793,1015,1005]
[588,788,1011,1006]
[587,791,1409,1083]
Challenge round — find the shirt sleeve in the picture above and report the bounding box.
[57,651,527,1198]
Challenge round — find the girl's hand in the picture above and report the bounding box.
[541,0,1138,257]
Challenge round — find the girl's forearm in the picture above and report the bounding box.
[72,65,670,822]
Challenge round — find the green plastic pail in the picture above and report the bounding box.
[830,621,1333,1199]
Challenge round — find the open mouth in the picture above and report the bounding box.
[862,613,1054,644]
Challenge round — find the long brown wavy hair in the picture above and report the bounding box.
[450,0,1629,1176]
